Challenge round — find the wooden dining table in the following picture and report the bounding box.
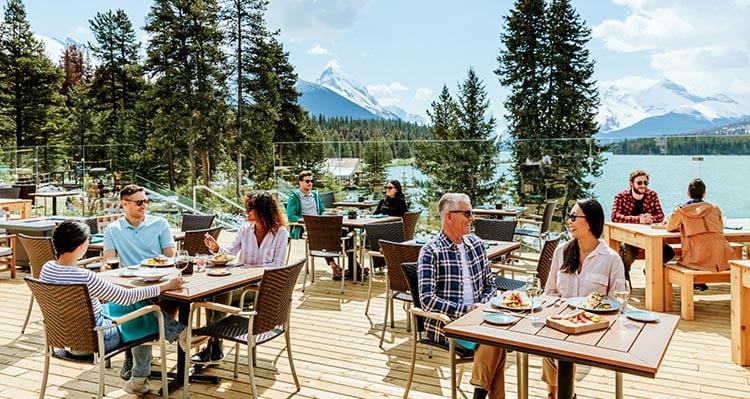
[444,298,679,399]
[729,259,750,366]
[404,238,520,262]
[0,198,32,219]
[332,201,379,209]
[99,265,265,392]
[472,207,527,218]
[604,219,750,311]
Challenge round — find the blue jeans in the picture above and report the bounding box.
[98,311,185,378]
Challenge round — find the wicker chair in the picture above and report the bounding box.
[402,210,422,241]
[378,240,422,349]
[318,191,335,209]
[24,277,169,399]
[400,262,474,399]
[18,234,55,334]
[514,200,558,251]
[184,258,305,399]
[474,218,517,242]
[494,235,560,291]
[0,233,15,279]
[181,213,215,232]
[182,226,222,256]
[363,221,405,315]
[302,215,354,294]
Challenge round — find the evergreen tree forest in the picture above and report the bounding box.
[496,0,603,217]
[0,0,318,196]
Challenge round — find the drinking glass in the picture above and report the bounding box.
[525,275,542,321]
[175,250,190,277]
[105,256,120,270]
[614,278,631,322]
[195,254,208,273]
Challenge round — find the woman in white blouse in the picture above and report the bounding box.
[192,190,289,365]
[542,198,624,399]
[204,190,288,267]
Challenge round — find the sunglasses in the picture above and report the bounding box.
[384,186,395,190]
[449,210,475,218]
[567,213,586,221]
[302,179,313,183]
[125,199,149,206]
[634,180,649,186]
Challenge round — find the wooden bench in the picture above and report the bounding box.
[664,263,730,320]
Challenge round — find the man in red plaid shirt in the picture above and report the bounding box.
[611,170,674,282]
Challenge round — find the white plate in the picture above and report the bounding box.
[483,313,516,325]
[626,310,660,322]
[490,295,542,311]
[134,269,171,282]
[140,258,174,268]
[118,269,138,277]
[566,297,620,313]
[207,268,231,276]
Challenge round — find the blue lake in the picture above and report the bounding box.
[386,153,750,219]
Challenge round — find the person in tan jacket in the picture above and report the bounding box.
[664,178,734,290]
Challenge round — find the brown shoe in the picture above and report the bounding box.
[330,262,343,280]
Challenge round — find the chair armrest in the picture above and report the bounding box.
[191,301,242,315]
[0,233,16,240]
[410,307,452,324]
[342,230,355,240]
[493,262,527,274]
[77,256,102,266]
[107,304,164,326]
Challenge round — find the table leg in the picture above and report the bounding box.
[644,237,664,311]
[557,360,574,399]
[731,263,750,365]
[51,197,57,215]
[615,371,623,399]
[516,352,528,399]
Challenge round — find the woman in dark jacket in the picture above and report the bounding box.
[374,180,408,217]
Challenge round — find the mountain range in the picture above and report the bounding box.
[35,34,750,136]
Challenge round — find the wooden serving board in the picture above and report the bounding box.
[546,315,610,334]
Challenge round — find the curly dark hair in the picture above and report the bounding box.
[244,191,285,234]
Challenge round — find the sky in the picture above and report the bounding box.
[19,0,750,124]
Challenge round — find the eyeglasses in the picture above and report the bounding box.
[125,199,149,207]
[448,210,475,218]
[634,180,649,186]
[384,186,395,190]
[302,179,313,183]
[567,213,586,221]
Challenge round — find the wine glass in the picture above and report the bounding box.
[614,278,631,322]
[174,250,190,277]
[525,275,542,321]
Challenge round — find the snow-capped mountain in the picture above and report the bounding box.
[597,79,750,138]
[35,34,89,62]
[297,67,426,124]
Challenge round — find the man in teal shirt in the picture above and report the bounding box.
[102,184,176,379]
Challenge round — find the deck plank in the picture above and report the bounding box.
[0,236,749,398]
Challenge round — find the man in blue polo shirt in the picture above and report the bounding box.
[102,184,176,380]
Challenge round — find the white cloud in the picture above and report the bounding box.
[592,1,750,99]
[267,0,372,40]
[307,43,332,55]
[367,82,408,106]
[414,88,433,101]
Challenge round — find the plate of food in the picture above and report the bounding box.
[207,268,231,276]
[566,292,619,313]
[626,309,660,322]
[547,310,610,333]
[118,268,139,277]
[140,255,174,268]
[483,313,516,325]
[211,253,235,266]
[490,292,542,311]
[134,269,171,282]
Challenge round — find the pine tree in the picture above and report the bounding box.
[497,0,603,215]
[415,69,500,206]
[0,0,63,163]
[144,0,228,188]
[222,0,313,186]
[88,9,144,151]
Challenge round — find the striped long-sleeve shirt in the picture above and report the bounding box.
[39,261,161,320]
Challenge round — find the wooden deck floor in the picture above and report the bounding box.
[1,236,750,398]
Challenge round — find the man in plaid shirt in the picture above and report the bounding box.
[611,170,674,281]
[418,193,506,399]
